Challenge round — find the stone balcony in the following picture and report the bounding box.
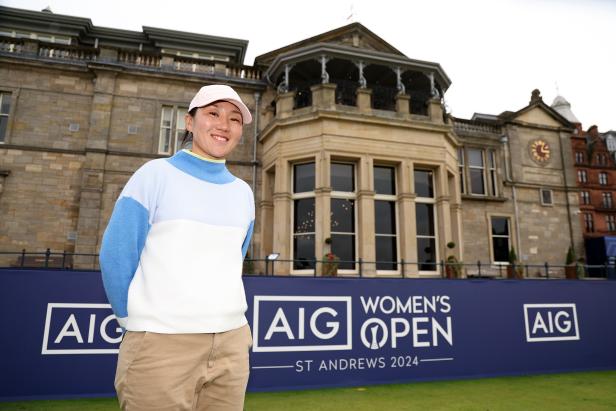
[268,83,446,125]
[0,36,263,82]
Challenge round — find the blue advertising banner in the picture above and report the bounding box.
[1,270,615,400]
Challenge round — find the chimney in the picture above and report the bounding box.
[530,89,542,104]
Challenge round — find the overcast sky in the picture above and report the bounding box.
[5,0,615,131]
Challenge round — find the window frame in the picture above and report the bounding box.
[459,146,499,197]
[157,104,188,155]
[599,172,608,186]
[0,91,13,144]
[489,215,512,265]
[575,151,584,164]
[602,192,613,209]
[467,148,486,196]
[330,161,358,273]
[291,161,317,274]
[580,191,590,205]
[607,215,616,232]
[578,170,588,183]
[583,213,594,233]
[374,164,400,275]
[540,189,553,206]
[414,169,439,275]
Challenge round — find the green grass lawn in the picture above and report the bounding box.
[1,371,615,411]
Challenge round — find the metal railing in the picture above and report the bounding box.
[2,251,613,280]
[370,85,397,111]
[0,249,100,271]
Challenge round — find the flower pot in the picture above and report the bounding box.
[565,265,577,280]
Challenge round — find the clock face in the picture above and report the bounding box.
[530,139,551,163]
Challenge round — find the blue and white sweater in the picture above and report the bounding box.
[99,149,255,333]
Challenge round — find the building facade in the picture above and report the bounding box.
[0,6,584,275]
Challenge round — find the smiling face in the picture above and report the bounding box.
[185,101,243,160]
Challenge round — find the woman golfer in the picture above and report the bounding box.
[100,84,254,410]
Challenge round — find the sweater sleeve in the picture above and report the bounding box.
[241,185,256,259]
[99,164,156,328]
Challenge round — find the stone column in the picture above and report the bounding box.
[357,155,376,276]
[396,94,410,116]
[428,98,444,123]
[311,83,336,110]
[73,71,117,268]
[435,165,452,271]
[258,167,275,273]
[356,88,372,113]
[314,151,331,272]
[398,160,418,277]
[272,158,291,275]
[275,91,295,119]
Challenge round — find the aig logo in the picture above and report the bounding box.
[42,303,122,355]
[252,296,352,352]
[523,304,580,342]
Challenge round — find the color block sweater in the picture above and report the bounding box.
[99,149,255,333]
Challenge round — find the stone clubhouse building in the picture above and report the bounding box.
[0,6,585,277]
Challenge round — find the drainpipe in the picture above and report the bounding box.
[251,92,261,259]
[501,135,522,254]
[558,130,575,251]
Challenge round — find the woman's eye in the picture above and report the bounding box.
[231,117,241,123]
[208,111,219,117]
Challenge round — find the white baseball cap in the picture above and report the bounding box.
[188,84,252,124]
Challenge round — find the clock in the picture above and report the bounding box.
[530,139,551,163]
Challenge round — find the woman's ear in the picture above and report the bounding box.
[185,112,194,132]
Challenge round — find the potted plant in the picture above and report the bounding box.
[322,252,339,277]
[507,247,523,279]
[565,246,577,279]
[445,241,463,278]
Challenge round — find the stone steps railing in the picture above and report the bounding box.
[117,50,161,67]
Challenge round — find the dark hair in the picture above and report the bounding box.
[181,107,198,147]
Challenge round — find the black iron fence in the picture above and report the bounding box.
[2,250,613,280]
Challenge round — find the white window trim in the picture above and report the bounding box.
[331,162,358,275]
[415,169,439,275]
[0,92,10,144]
[489,216,512,265]
[291,162,316,275]
[158,105,188,155]
[467,148,487,196]
[540,189,553,206]
[374,165,400,275]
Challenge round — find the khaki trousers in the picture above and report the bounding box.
[115,325,252,411]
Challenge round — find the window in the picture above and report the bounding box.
[459,147,498,196]
[468,148,485,195]
[488,150,497,196]
[330,162,356,270]
[607,215,616,232]
[597,153,607,166]
[540,189,553,206]
[158,105,188,155]
[599,172,608,185]
[457,147,465,193]
[602,192,613,209]
[580,191,590,205]
[415,170,437,272]
[293,163,316,270]
[575,152,585,164]
[0,92,10,142]
[491,217,511,263]
[374,165,397,271]
[584,213,594,232]
[578,170,587,183]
